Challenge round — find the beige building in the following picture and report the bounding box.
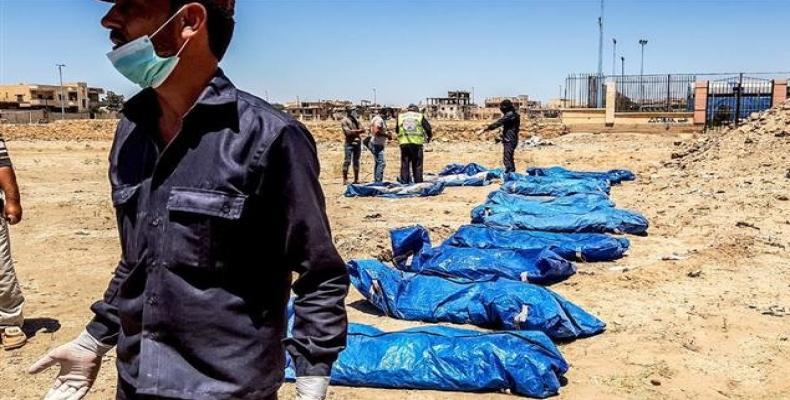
[283,99,354,121]
[425,91,474,120]
[484,95,536,110]
[0,82,104,112]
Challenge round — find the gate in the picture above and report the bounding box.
[706,74,774,128]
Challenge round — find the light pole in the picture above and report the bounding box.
[639,39,648,109]
[56,63,66,119]
[611,38,617,77]
[372,88,377,106]
[620,56,625,77]
[596,0,605,108]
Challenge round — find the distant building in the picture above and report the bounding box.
[482,95,538,119]
[0,82,104,113]
[283,99,353,121]
[425,91,475,120]
[484,95,536,110]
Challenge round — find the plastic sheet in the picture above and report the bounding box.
[425,171,496,187]
[527,166,635,185]
[445,224,630,262]
[502,174,611,196]
[344,181,445,198]
[390,225,576,284]
[471,193,649,235]
[485,190,615,210]
[348,259,606,340]
[285,323,569,398]
[439,162,503,178]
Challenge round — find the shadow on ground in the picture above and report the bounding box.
[349,299,385,317]
[22,317,61,339]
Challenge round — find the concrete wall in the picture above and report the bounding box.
[561,108,606,126]
[0,109,117,124]
[614,112,694,125]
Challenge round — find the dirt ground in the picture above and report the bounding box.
[0,127,788,399]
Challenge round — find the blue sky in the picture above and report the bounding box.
[1,0,788,104]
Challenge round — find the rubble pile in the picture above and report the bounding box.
[670,100,789,177]
[524,116,570,139]
[662,100,789,249]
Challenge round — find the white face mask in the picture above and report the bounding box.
[106,6,191,89]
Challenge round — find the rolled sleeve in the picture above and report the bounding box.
[270,123,349,377]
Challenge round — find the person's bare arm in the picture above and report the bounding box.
[0,165,22,224]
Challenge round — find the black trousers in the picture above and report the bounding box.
[116,378,278,400]
[399,144,424,184]
[503,140,517,173]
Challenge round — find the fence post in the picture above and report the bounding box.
[666,74,672,112]
[773,80,787,106]
[605,79,616,127]
[693,81,708,126]
[733,73,744,124]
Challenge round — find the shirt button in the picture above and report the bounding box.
[147,295,158,305]
[151,217,162,227]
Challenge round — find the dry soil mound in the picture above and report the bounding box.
[1,119,118,141]
[659,100,789,251]
[671,100,789,179]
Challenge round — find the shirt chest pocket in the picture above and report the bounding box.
[166,187,248,269]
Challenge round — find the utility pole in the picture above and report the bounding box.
[639,39,648,109]
[596,0,605,108]
[56,63,66,119]
[612,38,617,77]
[372,88,377,106]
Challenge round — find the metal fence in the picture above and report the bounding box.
[563,74,604,108]
[706,74,775,128]
[564,73,697,111]
[614,74,696,112]
[563,72,790,124]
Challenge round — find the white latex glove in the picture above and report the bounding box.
[295,376,330,400]
[28,330,113,400]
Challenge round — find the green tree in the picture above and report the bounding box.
[104,91,125,111]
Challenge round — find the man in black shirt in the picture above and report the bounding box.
[479,99,521,173]
[29,1,348,399]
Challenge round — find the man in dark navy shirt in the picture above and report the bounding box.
[29,1,348,399]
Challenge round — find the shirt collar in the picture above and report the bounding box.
[194,68,239,106]
[122,68,238,121]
